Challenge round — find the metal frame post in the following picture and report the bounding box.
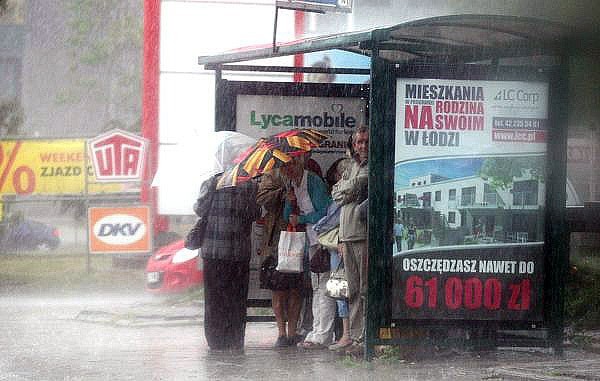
[545,43,571,355]
[365,41,396,360]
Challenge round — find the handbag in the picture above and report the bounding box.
[276,227,305,273]
[259,255,296,290]
[184,176,217,250]
[325,261,349,300]
[317,226,339,250]
[309,245,330,273]
[260,255,279,290]
[184,218,208,250]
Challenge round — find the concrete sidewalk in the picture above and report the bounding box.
[74,298,600,380]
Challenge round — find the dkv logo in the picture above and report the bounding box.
[93,214,146,245]
[88,206,151,253]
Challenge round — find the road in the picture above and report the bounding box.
[1,291,599,380]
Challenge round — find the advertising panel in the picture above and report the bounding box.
[87,129,148,183]
[393,78,548,321]
[236,94,367,177]
[88,206,151,254]
[0,139,134,196]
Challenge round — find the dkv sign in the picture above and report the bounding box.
[88,206,151,254]
[87,129,148,182]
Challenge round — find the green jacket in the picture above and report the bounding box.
[283,171,331,225]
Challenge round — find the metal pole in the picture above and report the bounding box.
[84,141,91,274]
[272,6,279,53]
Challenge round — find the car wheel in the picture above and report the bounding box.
[37,242,52,251]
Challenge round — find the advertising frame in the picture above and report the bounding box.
[366,59,569,351]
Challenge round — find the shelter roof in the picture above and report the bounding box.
[197,14,573,68]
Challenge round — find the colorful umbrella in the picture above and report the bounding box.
[266,128,329,156]
[217,128,329,188]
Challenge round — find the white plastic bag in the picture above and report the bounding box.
[276,231,305,273]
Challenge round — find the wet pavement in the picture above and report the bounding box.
[1,292,600,380]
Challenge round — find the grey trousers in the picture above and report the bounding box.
[342,239,368,342]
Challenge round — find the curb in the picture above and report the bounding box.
[75,309,203,327]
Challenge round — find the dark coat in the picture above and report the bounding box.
[198,178,261,262]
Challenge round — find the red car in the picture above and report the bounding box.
[145,239,203,293]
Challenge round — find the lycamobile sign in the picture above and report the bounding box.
[236,95,367,177]
[250,110,356,129]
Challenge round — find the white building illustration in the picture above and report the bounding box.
[395,171,545,246]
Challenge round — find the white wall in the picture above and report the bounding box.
[157,1,296,214]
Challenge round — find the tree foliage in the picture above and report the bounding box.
[478,156,546,190]
[62,0,143,133]
[0,98,24,136]
[0,0,25,24]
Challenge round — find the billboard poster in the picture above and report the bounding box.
[236,95,367,177]
[0,139,136,196]
[392,78,548,321]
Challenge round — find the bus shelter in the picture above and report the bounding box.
[198,14,580,359]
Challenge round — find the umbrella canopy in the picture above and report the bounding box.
[217,128,329,188]
[267,128,329,156]
[152,130,257,197]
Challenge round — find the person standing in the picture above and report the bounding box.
[197,174,261,352]
[324,157,353,351]
[331,126,369,354]
[281,155,332,349]
[257,169,305,347]
[393,219,404,252]
[407,220,417,250]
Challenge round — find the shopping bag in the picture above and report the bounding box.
[317,226,339,250]
[276,230,305,273]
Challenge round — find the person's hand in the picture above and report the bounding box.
[285,188,296,203]
[337,243,345,259]
[289,214,299,227]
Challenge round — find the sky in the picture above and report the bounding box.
[394,157,484,189]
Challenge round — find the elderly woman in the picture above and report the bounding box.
[197,174,261,352]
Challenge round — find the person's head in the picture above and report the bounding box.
[280,154,305,183]
[352,126,369,162]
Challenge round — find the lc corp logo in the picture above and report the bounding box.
[249,103,357,130]
[88,129,148,182]
[93,214,147,246]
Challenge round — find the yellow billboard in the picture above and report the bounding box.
[0,139,136,196]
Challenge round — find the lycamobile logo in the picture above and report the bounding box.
[250,104,356,129]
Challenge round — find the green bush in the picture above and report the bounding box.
[566,249,600,329]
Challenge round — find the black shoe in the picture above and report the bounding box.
[287,335,303,346]
[274,336,289,348]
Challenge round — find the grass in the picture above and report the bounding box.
[566,247,600,329]
[0,252,145,294]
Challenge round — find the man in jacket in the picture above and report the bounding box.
[331,126,369,353]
